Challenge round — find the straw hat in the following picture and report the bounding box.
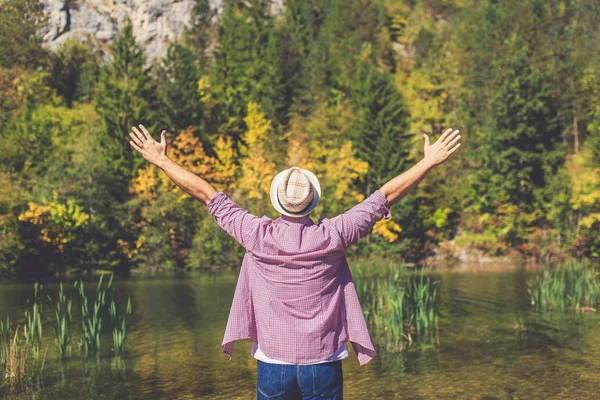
[270,166,321,217]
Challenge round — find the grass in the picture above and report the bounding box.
[354,261,439,351]
[0,275,133,395]
[109,297,132,356]
[48,283,73,359]
[405,269,438,332]
[527,258,600,312]
[23,283,42,359]
[0,321,27,395]
[75,274,113,356]
[0,316,12,370]
[4,327,26,391]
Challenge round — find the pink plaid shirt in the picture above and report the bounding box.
[206,189,392,366]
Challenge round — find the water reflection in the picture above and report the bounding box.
[1,268,600,398]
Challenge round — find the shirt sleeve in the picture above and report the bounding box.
[206,192,269,250]
[329,189,392,249]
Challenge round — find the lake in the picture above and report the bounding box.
[1,265,600,399]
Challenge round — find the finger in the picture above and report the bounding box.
[132,126,146,143]
[442,129,459,144]
[423,134,430,147]
[448,143,461,154]
[160,130,166,146]
[129,131,144,147]
[139,124,153,141]
[439,128,453,142]
[445,132,461,149]
[129,140,143,153]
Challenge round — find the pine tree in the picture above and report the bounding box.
[350,48,412,197]
[94,18,159,187]
[49,39,99,106]
[287,0,389,116]
[279,0,322,116]
[183,0,217,67]
[318,0,388,90]
[211,0,285,149]
[0,0,48,69]
[477,34,565,211]
[154,42,204,135]
[461,1,568,213]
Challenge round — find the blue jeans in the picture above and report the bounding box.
[256,359,343,399]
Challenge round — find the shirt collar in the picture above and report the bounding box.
[278,214,314,225]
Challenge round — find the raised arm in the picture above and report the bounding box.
[328,189,392,249]
[128,124,217,205]
[328,128,461,248]
[380,128,461,205]
[129,124,267,249]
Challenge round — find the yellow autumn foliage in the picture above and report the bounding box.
[127,126,238,256]
[169,127,218,201]
[18,202,50,225]
[285,131,312,169]
[327,141,369,202]
[168,127,216,175]
[238,102,276,202]
[116,238,132,260]
[18,190,89,252]
[197,75,212,104]
[130,127,220,203]
[213,135,237,192]
[283,101,398,241]
[284,101,368,215]
[127,100,396,244]
[131,165,160,203]
[372,217,402,243]
[566,147,600,228]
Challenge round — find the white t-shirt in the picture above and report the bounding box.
[251,341,349,365]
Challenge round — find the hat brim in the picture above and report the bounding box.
[270,168,321,217]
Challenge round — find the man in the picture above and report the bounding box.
[129,125,461,399]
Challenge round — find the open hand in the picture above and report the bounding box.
[129,124,169,167]
[423,128,461,167]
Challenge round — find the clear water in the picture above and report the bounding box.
[2,267,600,399]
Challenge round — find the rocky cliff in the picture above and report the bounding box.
[40,0,202,62]
[39,0,284,63]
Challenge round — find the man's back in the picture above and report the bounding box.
[206,189,392,365]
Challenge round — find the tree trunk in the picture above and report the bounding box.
[367,180,372,244]
[573,107,579,154]
[571,79,579,154]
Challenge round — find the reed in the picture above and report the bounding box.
[48,283,73,359]
[0,315,13,372]
[108,297,131,356]
[354,263,439,350]
[2,326,27,392]
[527,259,600,311]
[75,274,113,355]
[404,269,438,332]
[23,283,43,359]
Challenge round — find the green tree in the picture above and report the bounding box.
[210,0,285,148]
[94,18,160,188]
[473,38,565,213]
[0,0,48,69]
[49,39,99,106]
[1,76,58,185]
[184,0,217,67]
[318,0,390,90]
[278,0,323,116]
[350,47,412,196]
[154,43,205,135]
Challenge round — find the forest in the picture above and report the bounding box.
[0,0,599,276]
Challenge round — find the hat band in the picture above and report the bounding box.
[277,192,313,215]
